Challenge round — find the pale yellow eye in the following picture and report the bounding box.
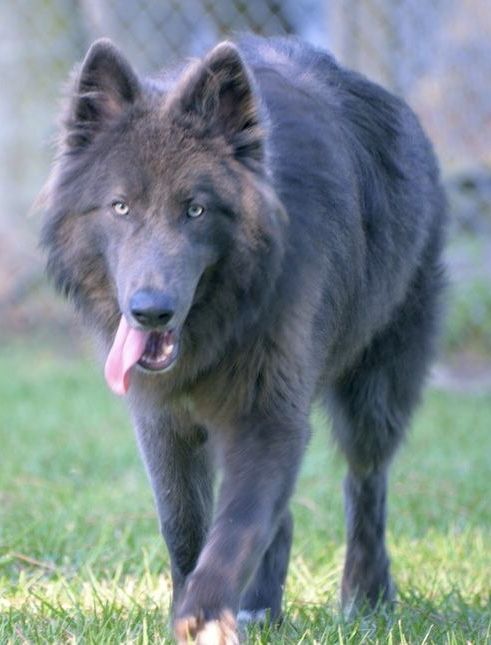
[112,200,129,216]
[187,203,205,218]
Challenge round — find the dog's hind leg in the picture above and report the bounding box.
[238,508,293,625]
[341,467,394,613]
[330,363,412,612]
[330,362,406,611]
[134,411,213,608]
[329,276,440,613]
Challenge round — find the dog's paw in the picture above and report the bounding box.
[174,609,239,644]
[341,577,396,620]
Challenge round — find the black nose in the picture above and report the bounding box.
[129,289,175,328]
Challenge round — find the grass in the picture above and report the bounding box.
[0,345,490,643]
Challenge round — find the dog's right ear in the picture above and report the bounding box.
[64,39,140,150]
[172,42,267,170]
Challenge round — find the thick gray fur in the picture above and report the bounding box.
[40,34,446,636]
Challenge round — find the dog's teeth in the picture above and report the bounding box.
[164,343,174,356]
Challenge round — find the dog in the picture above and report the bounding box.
[40,34,446,643]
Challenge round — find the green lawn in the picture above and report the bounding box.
[0,346,490,643]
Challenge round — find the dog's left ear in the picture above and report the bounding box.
[176,42,266,169]
[65,39,140,150]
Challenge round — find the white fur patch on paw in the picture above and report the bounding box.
[174,609,239,645]
[196,618,239,645]
[236,609,267,625]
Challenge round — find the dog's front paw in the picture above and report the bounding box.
[174,609,239,644]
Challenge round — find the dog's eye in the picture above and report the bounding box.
[187,203,205,219]
[112,200,130,216]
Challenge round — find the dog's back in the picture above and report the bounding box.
[236,35,446,380]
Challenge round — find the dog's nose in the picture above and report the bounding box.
[129,289,175,328]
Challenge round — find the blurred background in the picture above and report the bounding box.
[1,0,491,387]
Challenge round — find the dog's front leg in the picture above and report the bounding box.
[173,413,309,644]
[134,410,214,608]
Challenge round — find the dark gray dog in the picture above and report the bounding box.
[41,34,446,643]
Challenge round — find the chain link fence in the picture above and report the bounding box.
[1,0,490,352]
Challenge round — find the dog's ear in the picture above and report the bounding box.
[176,42,266,168]
[64,39,140,150]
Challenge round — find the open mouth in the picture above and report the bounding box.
[104,316,181,396]
[137,329,179,372]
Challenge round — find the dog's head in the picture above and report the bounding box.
[40,39,286,393]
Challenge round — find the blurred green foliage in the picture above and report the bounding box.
[443,233,491,356]
[445,278,491,354]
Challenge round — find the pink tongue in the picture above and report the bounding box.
[104,316,149,396]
